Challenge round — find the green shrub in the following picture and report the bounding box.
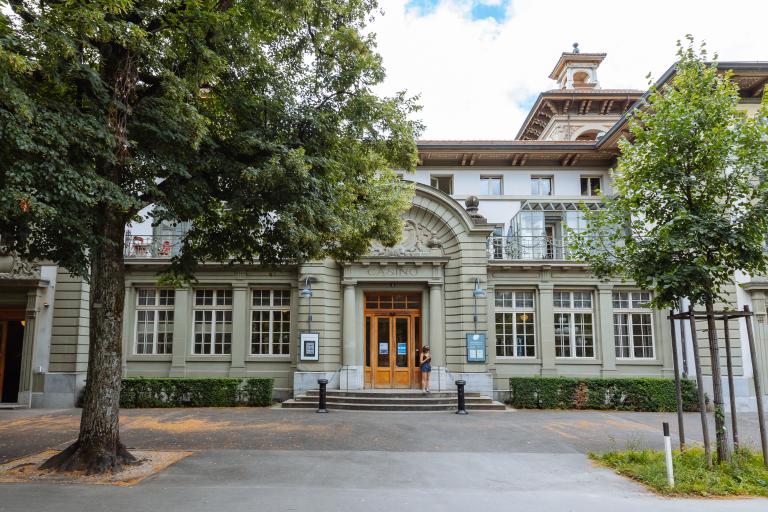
[120,377,274,408]
[509,377,699,412]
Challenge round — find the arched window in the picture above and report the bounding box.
[572,71,590,87]
[575,129,600,141]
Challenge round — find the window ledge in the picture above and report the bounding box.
[494,358,541,364]
[245,356,292,363]
[127,355,173,361]
[186,356,232,362]
[554,358,602,365]
[616,359,662,365]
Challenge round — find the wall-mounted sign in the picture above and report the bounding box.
[466,333,486,363]
[300,332,320,361]
[397,342,407,355]
[379,342,389,355]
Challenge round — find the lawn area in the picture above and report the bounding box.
[591,447,768,497]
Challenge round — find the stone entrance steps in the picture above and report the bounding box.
[281,390,506,411]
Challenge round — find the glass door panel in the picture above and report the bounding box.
[373,316,392,387]
[395,317,408,368]
[392,316,411,388]
[377,317,390,368]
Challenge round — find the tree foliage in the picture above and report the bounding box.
[0,0,421,276]
[570,37,768,309]
[0,0,420,473]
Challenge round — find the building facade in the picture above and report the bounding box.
[2,49,768,408]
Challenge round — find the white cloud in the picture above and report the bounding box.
[370,0,768,139]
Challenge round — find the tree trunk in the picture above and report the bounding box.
[704,299,731,463]
[41,210,136,474]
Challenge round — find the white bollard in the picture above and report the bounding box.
[663,422,675,488]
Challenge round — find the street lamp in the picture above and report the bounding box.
[300,276,313,333]
[472,277,486,325]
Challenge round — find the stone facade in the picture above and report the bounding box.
[2,49,767,410]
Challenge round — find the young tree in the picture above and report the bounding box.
[0,0,420,473]
[570,37,768,464]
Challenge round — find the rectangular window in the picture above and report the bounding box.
[580,176,602,196]
[554,291,594,358]
[481,176,503,195]
[613,291,654,359]
[430,175,453,195]
[495,291,536,357]
[490,226,504,259]
[135,288,174,355]
[193,289,232,354]
[531,176,553,196]
[251,289,291,355]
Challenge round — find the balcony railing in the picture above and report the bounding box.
[487,235,578,261]
[124,234,182,259]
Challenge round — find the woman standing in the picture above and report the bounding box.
[419,346,432,393]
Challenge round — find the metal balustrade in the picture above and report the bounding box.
[123,234,182,259]
[487,235,576,261]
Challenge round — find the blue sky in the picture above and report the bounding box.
[406,0,512,22]
[372,0,768,139]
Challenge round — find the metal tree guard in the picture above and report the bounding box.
[668,309,686,451]
[668,306,768,467]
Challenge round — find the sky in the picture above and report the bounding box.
[369,0,768,140]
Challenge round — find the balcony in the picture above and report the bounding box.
[124,234,182,259]
[487,235,577,261]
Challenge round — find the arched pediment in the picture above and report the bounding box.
[367,183,493,259]
[369,218,444,257]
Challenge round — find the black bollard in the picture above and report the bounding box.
[317,378,329,413]
[456,379,468,415]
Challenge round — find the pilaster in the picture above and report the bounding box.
[597,282,616,376]
[429,283,445,368]
[340,283,363,389]
[169,287,189,377]
[121,285,134,377]
[229,285,248,377]
[538,283,556,375]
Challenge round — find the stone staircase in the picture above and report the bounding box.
[281,389,506,411]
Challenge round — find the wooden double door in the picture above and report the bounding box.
[364,293,422,389]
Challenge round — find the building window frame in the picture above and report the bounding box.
[494,290,536,358]
[613,291,655,360]
[192,288,233,355]
[250,289,292,356]
[430,174,454,195]
[531,175,553,196]
[580,175,602,196]
[553,290,595,358]
[134,288,175,355]
[480,175,503,195]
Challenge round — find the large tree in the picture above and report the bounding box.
[570,37,768,464]
[0,0,420,473]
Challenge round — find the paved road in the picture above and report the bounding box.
[0,408,766,511]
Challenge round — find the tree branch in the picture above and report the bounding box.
[7,0,37,24]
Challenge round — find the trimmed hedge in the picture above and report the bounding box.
[509,377,700,412]
[120,377,274,408]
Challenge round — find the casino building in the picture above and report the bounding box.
[2,48,768,409]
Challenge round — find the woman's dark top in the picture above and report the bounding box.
[420,354,432,373]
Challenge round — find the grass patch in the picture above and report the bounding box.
[591,447,768,497]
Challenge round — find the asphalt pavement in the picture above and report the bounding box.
[0,407,766,511]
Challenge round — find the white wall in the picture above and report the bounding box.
[405,166,612,231]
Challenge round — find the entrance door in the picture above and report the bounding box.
[370,316,413,388]
[364,293,421,389]
[0,317,25,403]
